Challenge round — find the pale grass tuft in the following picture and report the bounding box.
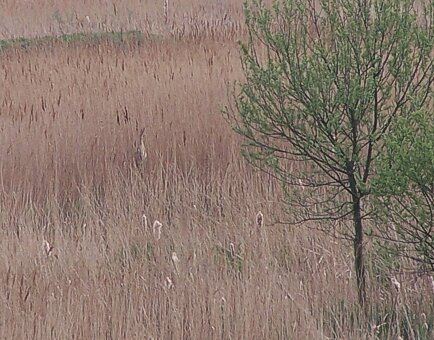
[152,220,162,240]
[165,276,174,290]
[171,252,180,274]
[43,239,54,257]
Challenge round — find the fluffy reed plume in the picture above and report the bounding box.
[43,240,54,257]
[171,252,180,274]
[142,214,148,230]
[298,178,306,190]
[229,242,236,258]
[225,242,242,262]
[75,13,91,29]
[165,276,174,290]
[81,223,87,236]
[163,0,169,24]
[390,276,415,339]
[421,313,428,330]
[134,128,147,168]
[429,276,434,295]
[391,277,401,293]
[256,211,264,228]
[152,220,162,240]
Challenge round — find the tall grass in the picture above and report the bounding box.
[0,1,433,339]
[0,0,244,40]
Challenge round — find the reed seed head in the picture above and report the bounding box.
[429,276,434,295]
[134,128,147,168]
[256,211,264,227]
[171,252,180,274]
[153,220,162,240]
[229,242,235,257]
[142,214,148,229]
[43,240,54,257]
[391,277,401,292]
[171,252,180,264]
[165,276,174,289]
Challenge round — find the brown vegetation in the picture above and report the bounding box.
[0,0,244,40]
[0,1,433,339]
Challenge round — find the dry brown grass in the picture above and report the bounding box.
[0,1,433,339]
[0,0,244,40]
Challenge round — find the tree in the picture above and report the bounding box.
[373,108,434,271]
[225,0,433,306]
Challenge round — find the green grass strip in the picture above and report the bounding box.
[0,30,161,51]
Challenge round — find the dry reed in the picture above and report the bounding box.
[0,1,432,339]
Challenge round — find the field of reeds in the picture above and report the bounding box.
[0,1,433,339]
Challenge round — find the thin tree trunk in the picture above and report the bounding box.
[352,195,366,307]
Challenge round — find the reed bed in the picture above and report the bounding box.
[0,1,433,339]
[0,0,244,40]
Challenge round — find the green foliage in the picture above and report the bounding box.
[225,0,433,304]
[226,0,433,225]
[214,244,244,276]
[369,240,401,286]
[368,305,434,340]
[324,297,434,339]
[322,299,361,338]
[116,240,156,268]
[374,109,434,196]
[0,30,147,52]
[373,108,434,268]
